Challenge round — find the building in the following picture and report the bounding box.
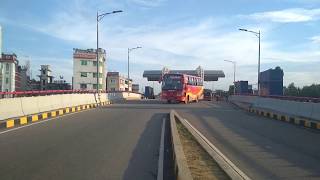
[132,84,139,93]
[38,65,53,90]
[106,72,132,92]
[235,81,249,94]
[0,53,18,92]
[0,25,2,55]
[18,65,31,91]
[73,48,106,90]
[260,66,284,96]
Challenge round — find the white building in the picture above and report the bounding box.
[73,48,106,90]
[0,53,18,92]
[106,72,132,92]
[0,25,2,55]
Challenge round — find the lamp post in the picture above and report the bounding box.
[239,28,261,96]
[96,10,122,92]
[127,46,142,80]
[224,60,236,95]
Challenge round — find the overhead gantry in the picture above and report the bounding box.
[143,66,225,82]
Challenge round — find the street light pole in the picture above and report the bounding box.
[224,60,236,95]
[96,10,122,92]
[127,46,142,80]
[96,11,99,92]
[239,28,261,96]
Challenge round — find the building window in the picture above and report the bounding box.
[81,60,88,65]
[93,61,97,66]
[93,84,97,89]
[80,84,87,89]
[80,72,87,77]
[5,78,9,84]
[5,63,9,71]
[93,73,97,78]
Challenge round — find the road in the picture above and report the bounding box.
[0,102,167,180]
[177,101,320,180]
[0,100,319,180]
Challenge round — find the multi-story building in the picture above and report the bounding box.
[38,65,53,90]
[132,84,139,93]
[0,53,18,92]
[0,25,2,55]
[106,72,132,92]
[260,66,284,96]
[73,48,106,90]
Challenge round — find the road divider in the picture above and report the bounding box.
[170,110,251,180]
[245,107,320,130]
[230,95,320,130]
[0,101,111,130]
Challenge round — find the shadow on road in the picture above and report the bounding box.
[180,101,320,179]
[122,113,167,180]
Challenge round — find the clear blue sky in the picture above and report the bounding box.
[1,0,319,91]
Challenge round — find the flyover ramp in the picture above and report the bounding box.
[0,100,319,180]
[0,103,165,180]
[176,101,320,180]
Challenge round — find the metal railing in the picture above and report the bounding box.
[234,93,320,103]
[0,90,143,99]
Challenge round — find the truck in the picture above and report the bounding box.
[144,86,155,99]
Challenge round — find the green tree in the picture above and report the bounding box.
[228,85,234,95]
[300,84,320,98]
[284,83,300,96]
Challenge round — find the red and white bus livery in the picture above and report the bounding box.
[161,73,204,103]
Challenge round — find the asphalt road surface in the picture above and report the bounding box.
[177,101,320,180]
[0,102,167,180]
[0,100,319,180]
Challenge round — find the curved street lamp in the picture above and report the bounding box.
[224,60,236,95]
[96,10,122,92]
[127,46,142,80]
[239,28,261,95]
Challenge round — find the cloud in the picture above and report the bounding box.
[311,35,320,43]
[128,0,166,7]
[247,8,320,23]
[7,0,320,91]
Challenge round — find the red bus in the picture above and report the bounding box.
[161,73,204,103]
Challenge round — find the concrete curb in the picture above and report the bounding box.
[247,107,320,130]
[171,110,251,180]
[0,101,112,130]
[169,110,193,180]
[231,101,320,130]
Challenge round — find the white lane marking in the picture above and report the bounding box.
[0,108,94,135]
[157,118,166,180]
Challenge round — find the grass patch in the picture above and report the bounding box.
[176,120,230,180]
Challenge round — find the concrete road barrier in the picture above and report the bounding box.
[0,93,110,122]
[170,110,251,180]
[230,95,320,130]
[169,110,193,180]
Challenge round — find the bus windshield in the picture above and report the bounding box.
[162,75,183,90]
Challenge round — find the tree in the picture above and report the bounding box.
[228,85,234,95]
[284,83,300,96]
[300,84,320,98]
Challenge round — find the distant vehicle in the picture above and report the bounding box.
[161,73,203,103]
[203,89,213,101]
[144,86,155,99]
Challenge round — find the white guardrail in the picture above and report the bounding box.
[230,95,320,121]
[0,92,142,121]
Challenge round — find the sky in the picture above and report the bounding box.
[0,0,319,93]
